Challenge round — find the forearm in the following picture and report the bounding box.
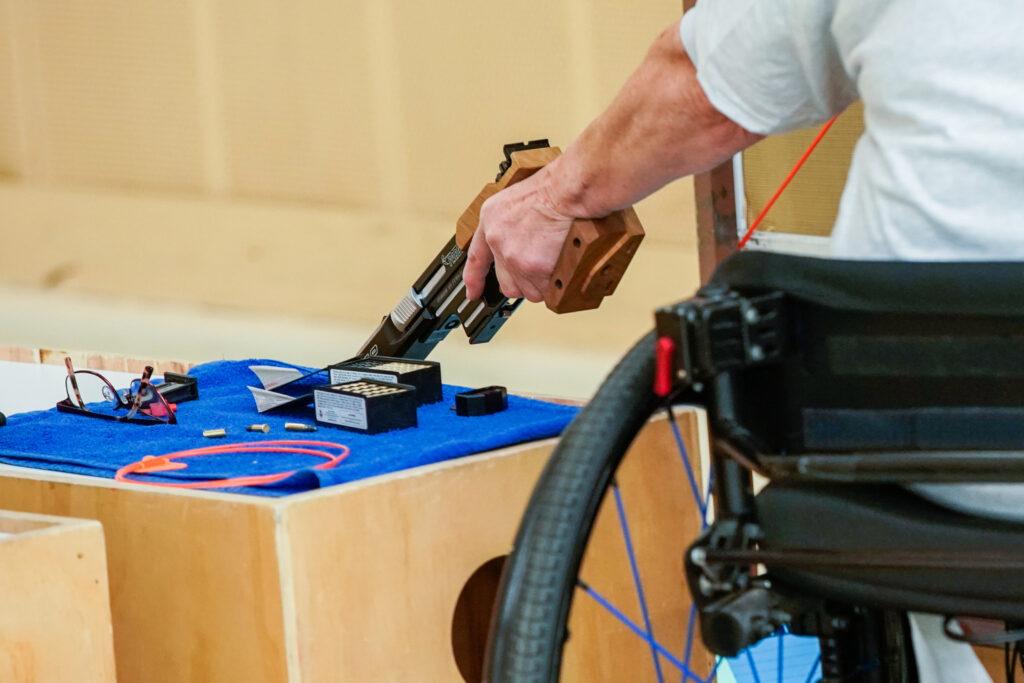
[544,22,762,218]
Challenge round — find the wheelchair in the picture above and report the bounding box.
[486,250,1024,682]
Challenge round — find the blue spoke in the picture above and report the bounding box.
[745,648,763,683]
[612,481,665,683]
[705,657,723,683]
[667,406,706,518]
[704,657,723,683]
[578,582,704,682]
[802,653,821,683]
[682,604,697,683]
[777,630,784,683]
[670,404,713,683]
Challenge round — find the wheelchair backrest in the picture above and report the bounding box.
[707,251,1024,455]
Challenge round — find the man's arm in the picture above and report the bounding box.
[464,21,762,303]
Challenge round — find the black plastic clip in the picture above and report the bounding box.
[455,386,508,417]
[157,372,199,405]
[655,290,788,385]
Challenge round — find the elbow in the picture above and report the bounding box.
[662,22,762,168]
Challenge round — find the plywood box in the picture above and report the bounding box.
[0,509,116,683]
[0,412,712,682]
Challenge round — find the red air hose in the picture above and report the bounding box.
[737,115,840,249]
[655,114,840,396]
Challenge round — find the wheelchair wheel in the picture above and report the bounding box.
[486,331,904,682]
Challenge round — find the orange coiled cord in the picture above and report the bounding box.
[115,440,350,489]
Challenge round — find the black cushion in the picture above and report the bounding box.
[757,482,1024,621]
[709,250,1024,317]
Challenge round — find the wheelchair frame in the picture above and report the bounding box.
[653,270,1024,680]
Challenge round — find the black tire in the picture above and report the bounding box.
[486,331,661,682]
[485,329,919,683]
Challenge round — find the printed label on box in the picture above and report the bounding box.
[314,390,368,430]
[330,369,394,385]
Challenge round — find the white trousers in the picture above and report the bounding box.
[910,614,991,682]
[912,483,1024,523]
[906,485,1019,683]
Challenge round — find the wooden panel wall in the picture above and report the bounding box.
[742,103,865,238]
[0,0,698,355]
[5,2,206,190]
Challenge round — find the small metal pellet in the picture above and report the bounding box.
[203,428,227,438]
[247,423,271,433]
[285,422,317,432]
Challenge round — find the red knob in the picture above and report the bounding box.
[654,336,676,397]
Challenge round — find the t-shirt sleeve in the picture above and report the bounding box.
[679,0,857,135]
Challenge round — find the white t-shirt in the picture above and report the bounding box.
[680,0,1024,261]
[680,4,1023,679]
[681,0,1024,524]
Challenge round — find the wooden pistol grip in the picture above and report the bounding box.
[455,144,645,314]
[545,207,644,313]
[456,146,561,250]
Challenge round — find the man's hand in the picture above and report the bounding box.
[463,20,760,304]
[464,165,575,303]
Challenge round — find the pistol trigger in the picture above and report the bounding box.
[481,268,505,306]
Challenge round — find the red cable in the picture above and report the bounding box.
[115,440,350,489]
[737,115,839,249]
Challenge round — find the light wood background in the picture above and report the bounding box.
[742,103,864,238]
[0,0,699,388]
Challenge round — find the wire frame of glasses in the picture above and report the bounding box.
[58,369,177,425]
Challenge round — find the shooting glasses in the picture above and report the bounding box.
[56,358,176,426]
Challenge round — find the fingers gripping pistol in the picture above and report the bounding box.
[357,140,645,359]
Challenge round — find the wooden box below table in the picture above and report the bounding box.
[0,509,116,682]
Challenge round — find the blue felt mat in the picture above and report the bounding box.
[0,360,578,497]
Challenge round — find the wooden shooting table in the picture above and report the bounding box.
[0,350,713,682]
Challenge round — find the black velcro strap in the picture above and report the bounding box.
[804,407,1024,450]
[827,336,1024,378]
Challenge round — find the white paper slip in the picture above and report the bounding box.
[246,386,313,414]
[248,365,306,390]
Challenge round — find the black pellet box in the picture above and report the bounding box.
[313,379,418,434]
[329,356,442,405]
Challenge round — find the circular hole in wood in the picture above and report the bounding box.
[451,555,507,682]
[572,237,581,248]
[555,279,563,290]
